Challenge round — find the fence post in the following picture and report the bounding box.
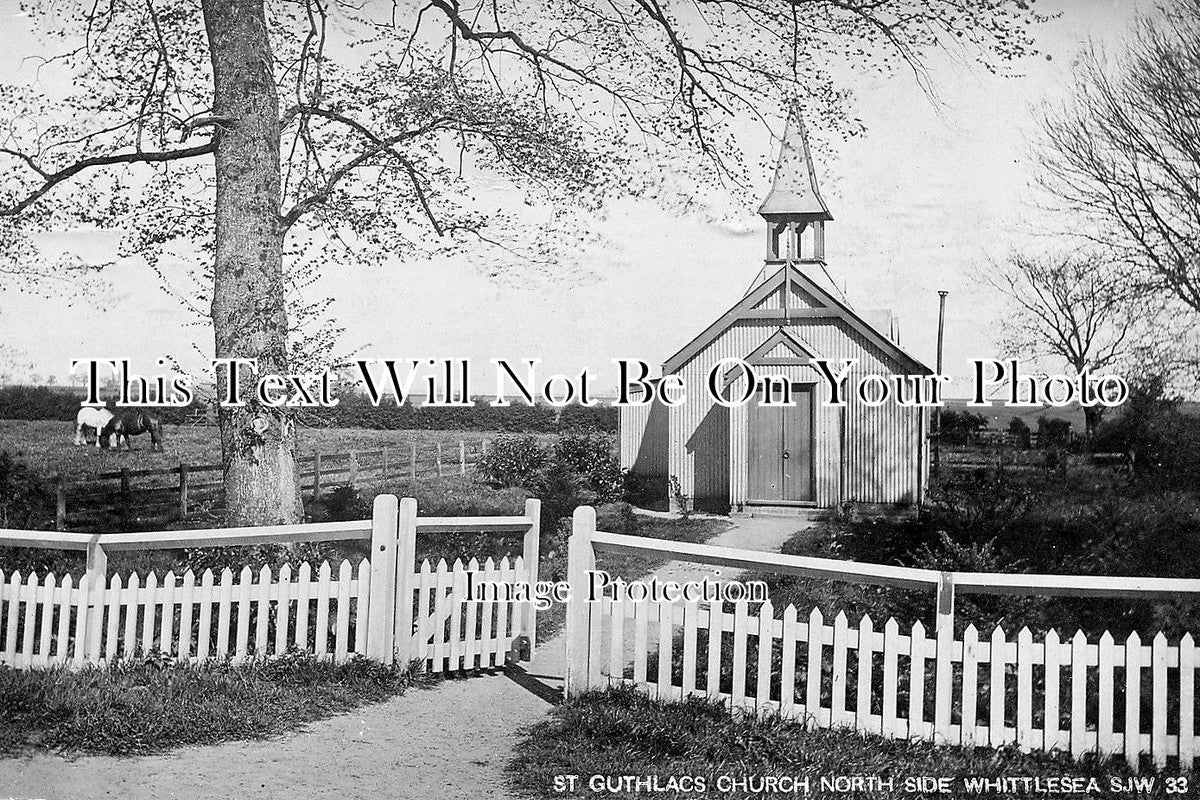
[120,467,131,526]
[522,498,542,652]
[366,494,399,664]
[84,534,108,663]
[935,571,955,634]
[178,462,189,519]
[349,450,359,488]
[436,443,443,477]
[55,475,66,531]
[393,497,418,664]
[481,438,488,459]
[565,505,596,698]
[312,452,322,500]
[409,444,417,480]
[459,441,467,476]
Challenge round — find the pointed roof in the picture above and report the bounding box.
[758,106,833,222]
[662,264,930,376]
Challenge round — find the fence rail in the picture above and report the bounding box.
[565,508,1200,772]
[54,440,491,530]
[0,495,539,673]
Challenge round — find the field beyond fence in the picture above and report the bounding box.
[54,439,490,530]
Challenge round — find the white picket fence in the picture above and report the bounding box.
[0,496,540,673]
[565,506,1200,771]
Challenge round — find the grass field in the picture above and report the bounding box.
[0,420,506,481]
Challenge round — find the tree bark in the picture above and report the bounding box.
[203,0,302,526]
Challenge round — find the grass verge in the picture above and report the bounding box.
[508,686,1177,799]
[0,651,435,757]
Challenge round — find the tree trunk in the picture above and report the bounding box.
[203,0,302,526]
[1083,405,1104,447]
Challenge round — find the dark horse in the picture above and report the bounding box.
[101,410,164,452]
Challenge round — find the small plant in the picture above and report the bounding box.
[321,484,368,521]
[668,475,691,519]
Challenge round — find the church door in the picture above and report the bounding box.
[747,382,814,503]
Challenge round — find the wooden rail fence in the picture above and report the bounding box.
[54,439,491,530]
[565,507,1200,771]
[1,495,539,673]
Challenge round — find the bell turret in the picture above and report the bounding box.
[759,106,831,263]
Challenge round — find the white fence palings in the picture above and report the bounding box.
[582,592,1200,772]
[1,557,377,667]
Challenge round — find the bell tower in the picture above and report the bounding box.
[758,105,832,264]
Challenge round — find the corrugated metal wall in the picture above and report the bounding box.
[669,317,927,509]
[618,390,668,476]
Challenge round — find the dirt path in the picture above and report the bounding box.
[0,514,813,800]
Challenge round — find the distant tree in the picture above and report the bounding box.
[985,252,1139,440]
[1037,1,1200,324]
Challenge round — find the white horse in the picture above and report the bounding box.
[74,407,114,448]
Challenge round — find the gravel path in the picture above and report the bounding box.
[0,514,813,800]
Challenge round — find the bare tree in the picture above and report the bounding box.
[1037,1,1200,319]
[986,252,1138,439]
[0,0,1044,525]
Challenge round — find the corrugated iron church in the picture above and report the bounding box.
[619,107,932,515]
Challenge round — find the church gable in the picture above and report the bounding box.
[663,266,929,377]
[751,282,823,311]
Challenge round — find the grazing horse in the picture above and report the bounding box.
[100,410,164,452]
[74,407,114,448]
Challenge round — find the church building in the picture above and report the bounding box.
[619,107,932,515]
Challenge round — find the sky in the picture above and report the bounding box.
[0,0,1154,397]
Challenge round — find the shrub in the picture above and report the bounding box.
[554,431,623,502]
[1036,415,1073,449]
[1007,416,1032,449]
[476,435,548,488]
[0,452,50,529]
[1093,378,1200,486]
[320,484,369,521]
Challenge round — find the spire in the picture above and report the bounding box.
[758,105,832,223]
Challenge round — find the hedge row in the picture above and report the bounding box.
[0,386,618,433]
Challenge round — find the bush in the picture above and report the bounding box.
[477,435,549,488]
[554,431,623,503]
[1036,416,1073,449]
[0,451,50,529]
[1007,416,1031,449]
[1093,378,1200,486]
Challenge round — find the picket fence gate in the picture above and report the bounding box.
[0,496,540,673]
[564,506,1200,772]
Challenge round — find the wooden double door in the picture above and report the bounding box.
[747,382,815,503]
